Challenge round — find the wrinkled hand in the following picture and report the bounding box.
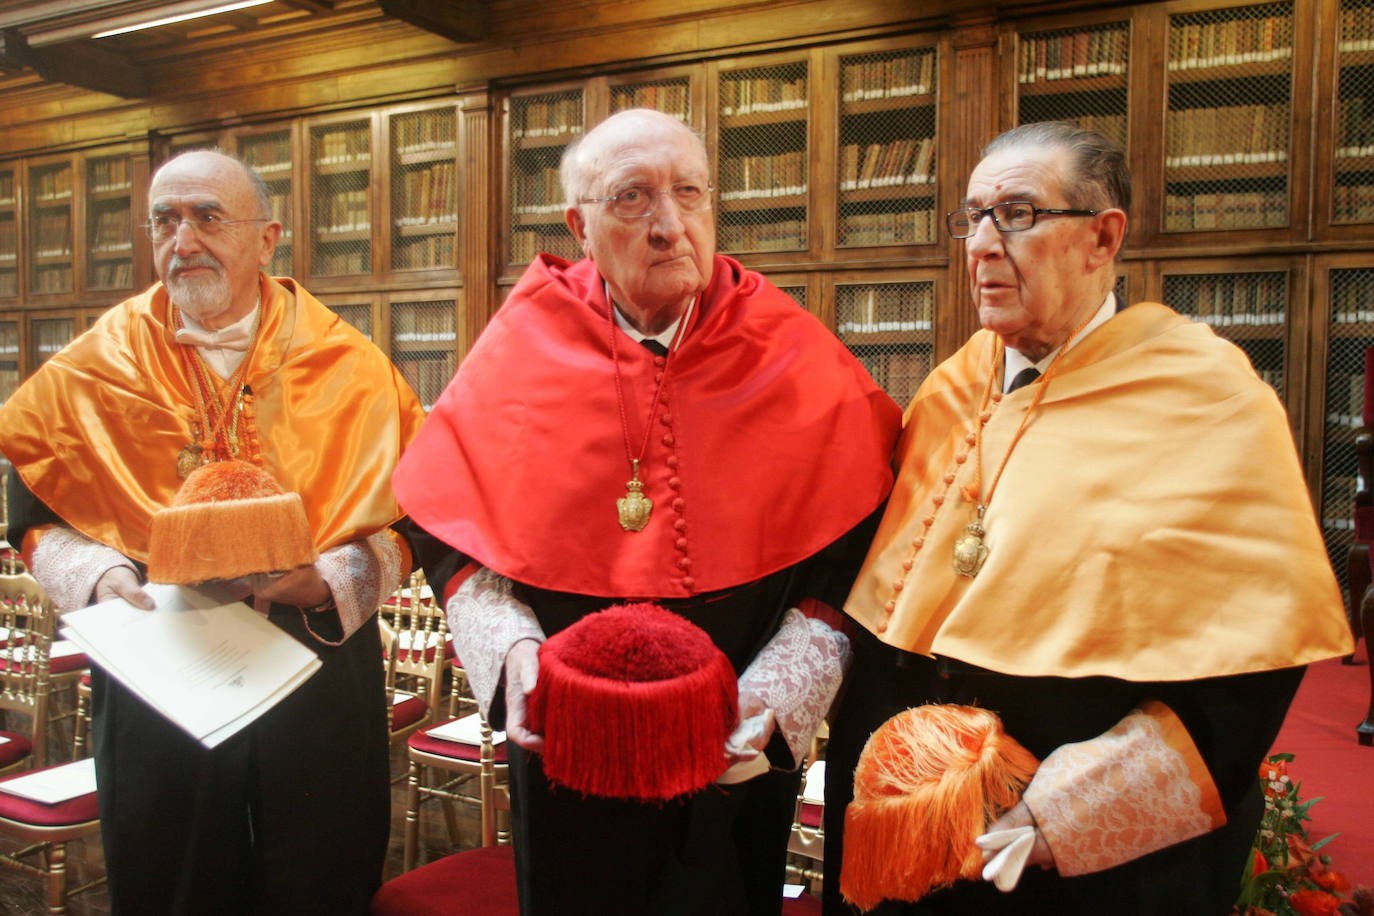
[244,566,331,609]
[94,566,155,610]
[504,638,545,753]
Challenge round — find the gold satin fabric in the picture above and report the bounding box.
[846,302,1352,681]
[0,275,425,561]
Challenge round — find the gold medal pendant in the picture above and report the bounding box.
[616,459,653,532]
[176,442,204,479]
[952,509,988,577]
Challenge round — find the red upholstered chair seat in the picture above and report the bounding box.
[799,800,822,829]
[371,846,517,916]
[0,761,100,827]
[783,892,823,913]
[408,722,509,763]
[392,695,429,733]
[0,732,32,769]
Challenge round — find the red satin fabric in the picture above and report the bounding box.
[394,254,901,598]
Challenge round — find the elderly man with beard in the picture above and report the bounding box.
[0,150,424,915]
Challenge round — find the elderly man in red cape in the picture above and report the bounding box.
[393,109,901,915]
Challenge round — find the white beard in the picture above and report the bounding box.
[166,255,232,323]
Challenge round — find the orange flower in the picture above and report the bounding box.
[1260,759,1289,797]
[1313,870,1351,894]
[1289,889,1342,916]
[1287,833,1318,868]
[1250,848,1268,877]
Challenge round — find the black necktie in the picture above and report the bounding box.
[1007,366,1040,392]
[640,339,669,357]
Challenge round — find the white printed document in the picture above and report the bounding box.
[59,583,321,749]
[0,757,96,804]
[426,712,505,746]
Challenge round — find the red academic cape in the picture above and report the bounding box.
[394,254,902,598]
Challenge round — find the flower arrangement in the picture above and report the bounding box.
[1233,753,1371,916]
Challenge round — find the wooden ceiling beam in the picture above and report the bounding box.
[0,28,149,97]
[378,0,485,44]
[277,0,337,11]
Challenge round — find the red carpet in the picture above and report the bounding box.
[1271,646,1374,887]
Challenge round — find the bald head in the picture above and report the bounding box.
[152,150,272,220]
[560,109,706,207]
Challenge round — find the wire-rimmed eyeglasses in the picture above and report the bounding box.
[945,201,1098,239]
[143,212,271,243]
[579,184,715,220]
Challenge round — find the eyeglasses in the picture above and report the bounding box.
[945,201,1098,239]
[143,212,270,243]
[579,183,715,220]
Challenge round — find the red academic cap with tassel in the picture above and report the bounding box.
[840,704,1040,911]
[526,602,737,801]
[147,459,317,585]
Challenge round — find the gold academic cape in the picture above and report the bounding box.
[846,302,1352,681]
[0,275,426,561]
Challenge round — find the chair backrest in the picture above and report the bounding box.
[477,714,511,849]
[0,575,54,768]
[384,571,449,720]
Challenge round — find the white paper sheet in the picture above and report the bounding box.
[0,757,96,804]
[425,712,505,746]
[59,583,321,749]
[802,759,825,804]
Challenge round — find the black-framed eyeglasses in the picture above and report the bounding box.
[945,201,1098,239]
[143,212,271,243]
[579,183,715,220]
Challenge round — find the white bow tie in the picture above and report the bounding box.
[175,325,253,351]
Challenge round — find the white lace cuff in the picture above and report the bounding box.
[734,608,852,770]
[1022,700,1226,876]
[447,567,544,721]
[314,529,405,645]
[30,527,135,612]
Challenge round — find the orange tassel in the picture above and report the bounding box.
[840,704,1039,911]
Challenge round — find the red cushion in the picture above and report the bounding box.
[391,695,429,732]
[371,846,517,916]
[408,721,508,763]
[799,801,822,829]
[0,732,32,768]
[394,640,455,663]
[80,672,91,687]
[0,652,88,675]
[0,761,99,826]
[783,892,822,914]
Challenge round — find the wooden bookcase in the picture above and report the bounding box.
[0,165,17,304]
[233,122,299,280]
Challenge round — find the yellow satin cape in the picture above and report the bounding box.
[0,275,426,561]
[845,302,1352,681]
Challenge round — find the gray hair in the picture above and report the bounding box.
[559,110,708,209]
[983,121,1131,217]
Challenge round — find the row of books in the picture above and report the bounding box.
[32,212,71,257]
[839,138,935,190]
[1164,105,1288,166]
[32,167,72,202]
[1340,5,1374,50]
[33,318,74,353]
[1329,374,1369,430]
[241,134,292,174]
[393,235,456,271]
[394,163,456,225]
[509,229,580,264]
[1018,29,1128,84]
[513,99,583,139]
[1337,96,1374,154]
[1331,275,1374,322]
[1164,191,1288,230]
[837,285,934,332]
[88,158,131,194]
[393,114,455,155]
[313,249,370,275]
[719,152,806,200]
[841,53,935,101]
[839,210,937,247]
[89,208,131,253]
[1057,114,1127,146]
[392,304,455,342]
[720,76,807,117]
[855,350,932,407]
[1322,476,1355,532]
[90,261,133,289]
[0,173,13,203]
[1255,366,1283,394]
[1333,183,1374,222]
[1167,16,1292,70]
[267,191,290,226]
[1172,273,1287,323]
[718,220,805,252]
[0,220,13,254]
[31,266,73,295]
[396,353,456,412]
[610,84,690,120]
[313,129,370,167]
[0,274,14,298]
[513,165,565,213]
[315,189,371,234]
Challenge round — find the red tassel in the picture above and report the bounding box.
[528,603,737,801]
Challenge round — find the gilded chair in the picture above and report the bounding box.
[381,572,453,724]
[401,711,509,872]
[786,723,828,891]
[0,572,89,759]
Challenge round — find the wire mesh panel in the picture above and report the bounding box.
[237,129,295,278]
[327,302,373,340]
[1162,270,1287,395]
[777,285,807,308]
[310,120,372,277]
[28,162,73,296]
[835,281,935,405]
[390,299,457,412]
[1016,22,1130,148]
[1335,0,1374,223]
[86,154,134,292]
[391,109,458,272]
[509,89,584,266]
[0,168,15,299]
[1321,266,1374,604]
[1114,273,1129,304]
[610,77,692,123]
[30,316,74,370]
[1164,2,1294,232]
[837,47,938,248]
[0,319,19,403]
[717,60,809,254]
